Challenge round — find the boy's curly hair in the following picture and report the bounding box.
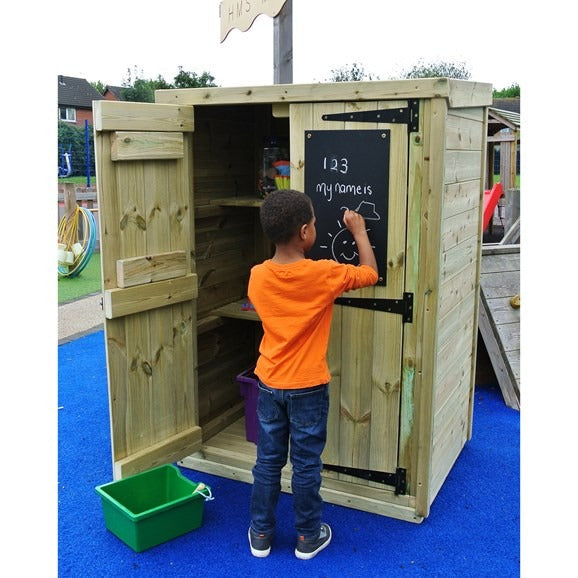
[259,189,314,245]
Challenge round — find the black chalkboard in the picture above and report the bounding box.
[304,129,390,285]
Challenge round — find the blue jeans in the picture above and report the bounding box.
[250,381,329,539]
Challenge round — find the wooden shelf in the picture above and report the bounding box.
[211,300,260,321]
[210,196,263,208]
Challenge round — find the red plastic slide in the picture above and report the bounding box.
[482,183,503,232]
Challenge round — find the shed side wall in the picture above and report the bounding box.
[429,106,486,499]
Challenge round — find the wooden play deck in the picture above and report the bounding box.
[478,244,520,409]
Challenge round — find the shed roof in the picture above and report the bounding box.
[155,78,493,109]
[58,75,104,108]
[488,107,520,136]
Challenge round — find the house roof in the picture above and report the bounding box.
[491,98,520,114]
[103,85,127,100]
[58,75,104,108]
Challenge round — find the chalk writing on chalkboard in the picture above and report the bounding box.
[304,129,390,285]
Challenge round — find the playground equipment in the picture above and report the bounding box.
[58,204,97,277]
[482,182,503,232]
[58,144,72,177]
[58,121,94,185]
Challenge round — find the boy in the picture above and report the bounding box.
[247,189,378,559]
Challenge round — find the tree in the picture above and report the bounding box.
[173,66,217,88]
[328,62,378,82]
[120,67,155,102]
[119,65,218,102]
[121,78,157,102]
[493,83,520,98]
[398,59,471,80]
[91,80,106,95]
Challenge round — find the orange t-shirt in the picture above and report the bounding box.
[248,259,378,389]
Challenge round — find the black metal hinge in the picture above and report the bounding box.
[322,100,419,132]
[323,464,407,495]
[335,292,413,323]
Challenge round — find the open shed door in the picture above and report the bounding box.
[93,101,200,479]
[290,100,410,494]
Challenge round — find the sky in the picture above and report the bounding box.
[58,0,522,90]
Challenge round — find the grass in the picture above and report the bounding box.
[58,175,99,303]
[58,176,95,186]
[58,252,102,304]
[493,174,520,187]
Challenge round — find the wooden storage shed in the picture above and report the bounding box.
[93,78,492,523]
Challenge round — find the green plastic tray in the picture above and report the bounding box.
[95,464,208,552]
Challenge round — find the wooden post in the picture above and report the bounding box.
[500,140,512,191]
[509,137,518,190]
[486,143,495,190]
[505,189,520,226]
[63,182,77,220]
[274,0,292,84]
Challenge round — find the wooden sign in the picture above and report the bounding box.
[220,0,287,42]
[304,130,391,285]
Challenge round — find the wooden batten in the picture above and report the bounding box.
[116,251,188,288]
[115,425,202,479]
[111,131,185,161]
[412,97,448,518]
[93,100,195,132]
[104,274,198,319]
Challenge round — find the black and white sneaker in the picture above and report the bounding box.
[248,527,272,558]
[295,523,332,560]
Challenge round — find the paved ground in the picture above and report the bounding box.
[58,293,104,344]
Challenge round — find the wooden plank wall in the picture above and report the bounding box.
[429,105,486,498]
[94,102,202,478]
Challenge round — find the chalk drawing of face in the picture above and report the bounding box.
[331,229,369,264]
[331,227,360,262]
[319,204,379,264]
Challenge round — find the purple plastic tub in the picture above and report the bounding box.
[236,367,259,443]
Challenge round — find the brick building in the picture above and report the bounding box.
[58,75,104,127]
